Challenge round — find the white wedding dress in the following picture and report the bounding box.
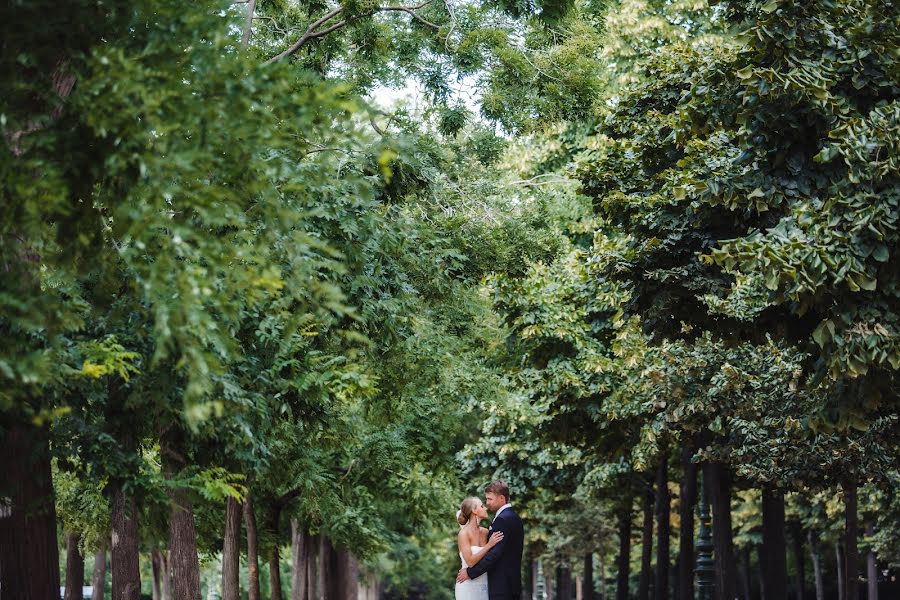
[455,546,489,600]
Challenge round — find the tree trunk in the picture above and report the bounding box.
[865,523,877,600]
[584,553,594,600]
[271,543,285,600]
[223,496,243,600]
[844,481,859,600]
[92,540,108,600]
[704,462,737,600]
[291,518,309,600]
[637,481,654,600]
[162,434,203,600]
[308,533,321,600]
[331,547,359,600]
[757,547,766,600]
[111,484,141,600]
[167,493,202,600]
[152,550,163,600]
[761,486,788,600]
[65,531,86,600]
[616,502,632,600]
[836,544,846,600]
[807,531,824,600]
[244,492,262,600]
[160,550,172,600]
[738,547,752,600]
[678,445,697,600]
[321,536,334,600]
[790,522,806,600]
[241,0,257,48]
[269,502,284,600]
[656,453,671,600]
[0,423,60,600]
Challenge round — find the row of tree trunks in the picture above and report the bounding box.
[0,423,61,600]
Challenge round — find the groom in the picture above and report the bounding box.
[457,480,524,600]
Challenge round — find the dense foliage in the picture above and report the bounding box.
[1,0,897,599]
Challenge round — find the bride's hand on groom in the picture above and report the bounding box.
[487,531,504,547]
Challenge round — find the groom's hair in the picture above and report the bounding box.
[484,480,510,502]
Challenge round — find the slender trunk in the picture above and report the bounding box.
[291,518,309,600]
[561,563,573,600]
[865,523,877,600]
[241,0,257,48]
[306,533,320,600]
[152,550,163,600]
[321,536,334,600]
[761,486,788,600]
[678,445,697,600]
[738,547,752,600]
[656,453,671,600]
[637,481,654,600]
[704,462,737,600]
[162,433,202,600]
[269,503,284,600]
[91,540,108,600]
[844,481,859,600]
[223,496,243,600]
[616,502,632,600]
[807,531,824,600]
[757,547,766,600]
[270,543,284,600]
[584,554,594,600]
[836,544,846,600]
[0,423,60,600]
[244,492,262,600]
[65,532,86,600]
[111,484,141,600]
[790,522,806,600]
[599,554,607,600]
[160,550,172,600]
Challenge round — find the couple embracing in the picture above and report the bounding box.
[454,481,524,600]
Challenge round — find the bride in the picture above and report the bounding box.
[455,497,504,600]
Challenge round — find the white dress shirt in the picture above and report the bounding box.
[492,503,512,524]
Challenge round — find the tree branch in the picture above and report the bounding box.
[264,1,438,65]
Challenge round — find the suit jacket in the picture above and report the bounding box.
[466,507,524,600]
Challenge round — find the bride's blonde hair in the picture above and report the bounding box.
[458,497,479,526]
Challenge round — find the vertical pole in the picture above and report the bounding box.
[695,467,715,600]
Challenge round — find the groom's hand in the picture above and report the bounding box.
[456,568,470,584]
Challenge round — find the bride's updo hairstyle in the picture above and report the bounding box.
[458,497,479,526]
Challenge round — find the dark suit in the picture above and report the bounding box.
[466,507,524,600]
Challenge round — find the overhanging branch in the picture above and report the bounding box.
[264,1,438,65]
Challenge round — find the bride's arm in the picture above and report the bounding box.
[458,531,505,568]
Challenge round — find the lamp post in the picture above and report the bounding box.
[695,467,715,600]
